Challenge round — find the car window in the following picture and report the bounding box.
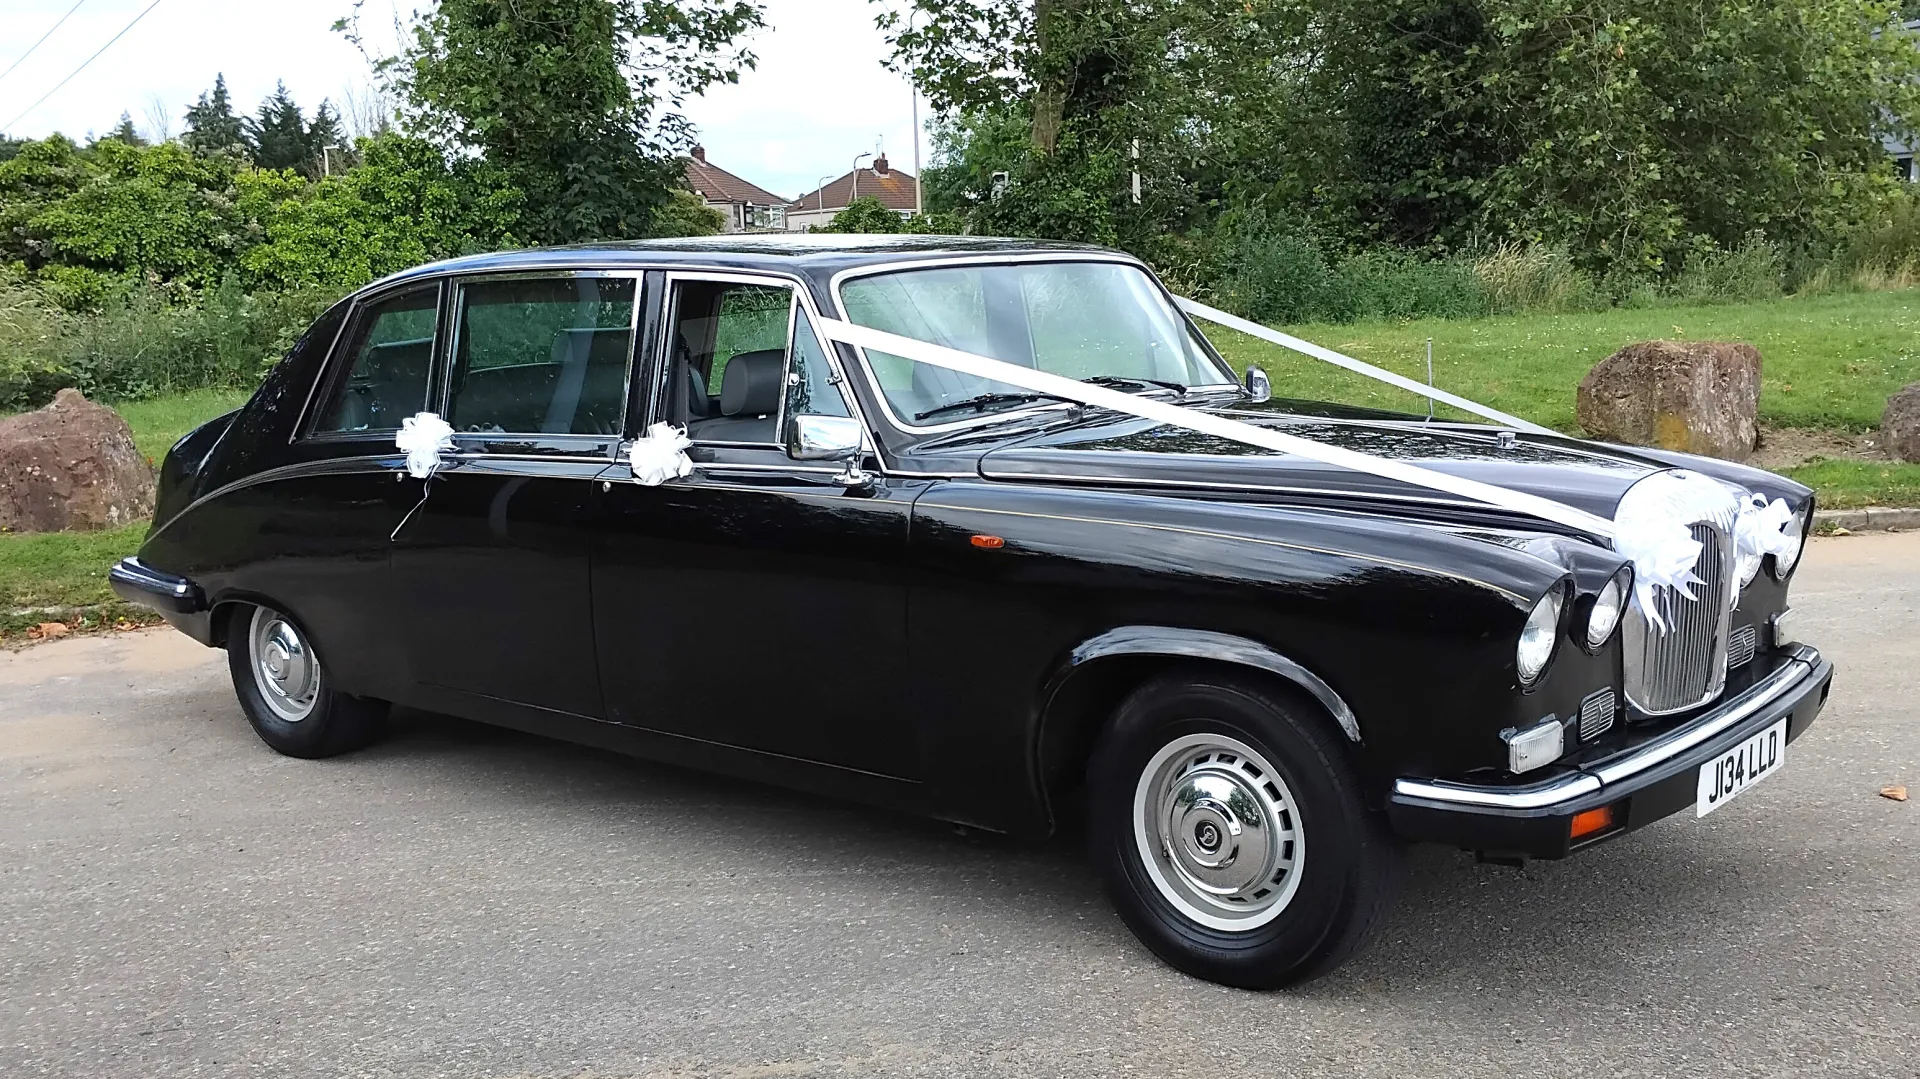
[667,279,848,443]
[311,284,439,434]
[446,276,635,437]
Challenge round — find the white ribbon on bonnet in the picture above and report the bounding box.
[812,313,1801,632]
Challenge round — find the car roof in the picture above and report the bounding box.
[369,234,1129,294]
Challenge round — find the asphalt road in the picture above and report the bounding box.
[3,532,1916,1078]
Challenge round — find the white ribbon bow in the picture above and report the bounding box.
[395,412,455,480]
[1733,494,1798,578]
[629,422,693,486]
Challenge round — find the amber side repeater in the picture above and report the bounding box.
[970,534,1006,549]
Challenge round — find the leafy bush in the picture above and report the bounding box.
[1203,210,1487,325]
[820,196,907,234]
[1666,235,1785,305]
[1471,244,1606,315]
[1838,189,1920,290]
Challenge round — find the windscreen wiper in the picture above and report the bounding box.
[1080,375,1188,395]
[914,391,1074,421]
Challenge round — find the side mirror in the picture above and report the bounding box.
[1243,366,1271,404]
[786,414,864,461]
[786,413,876,489]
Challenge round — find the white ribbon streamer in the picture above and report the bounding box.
[395,412,455,480]
[815,317,1617,544]
[1174,296,1557,435]
[629,422,693,486]
[1610,471,1725,632]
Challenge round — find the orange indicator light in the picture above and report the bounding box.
[1569,805,1616,840]
[970,534,1006,549]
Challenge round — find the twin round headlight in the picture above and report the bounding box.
[1518,570,1631,687]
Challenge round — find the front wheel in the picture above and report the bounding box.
[1088,670,1400,988]
[227,604,387,758]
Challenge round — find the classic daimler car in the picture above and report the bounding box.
[111,236,1833,988]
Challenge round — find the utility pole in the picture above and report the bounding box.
[323,144,343,178]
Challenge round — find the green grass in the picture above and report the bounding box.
[115,387,250,464]
[1781,458,1920,509]
[1207,288,1920,434]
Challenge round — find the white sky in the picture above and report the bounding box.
[0,0,923,201]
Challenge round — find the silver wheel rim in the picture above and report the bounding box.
[249,606,319,723]
[1132,732,1305,932]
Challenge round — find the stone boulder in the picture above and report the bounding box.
[1576,340,1761,462]
[0,389,154,533]
[1884,382,1920,463]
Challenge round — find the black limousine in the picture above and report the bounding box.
[112,236,1832,988]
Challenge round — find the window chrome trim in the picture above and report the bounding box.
[292,279,443,444]
[826,251,1238,437]
[658,268,869,453]
[435,270,646,449]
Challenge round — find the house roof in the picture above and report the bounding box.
[789,155,920,215]
[684,147,788,206]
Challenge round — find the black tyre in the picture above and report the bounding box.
[1088,669,1401,988]
[226,603,387,759]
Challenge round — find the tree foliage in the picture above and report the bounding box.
[882,0,1920,280]
[182,74,246,157]
[378,0,764,244]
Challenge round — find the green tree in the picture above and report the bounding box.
[650,187,728,236]
[378,0,764,245]
[100,113,148,147]
[245,82,311,172]
[236,133,522,292]
[183,74,246,157]
[821,195,906,233]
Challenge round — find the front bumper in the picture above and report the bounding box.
[1388,645,1834,860]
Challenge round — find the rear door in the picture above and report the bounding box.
[388,271,639,721]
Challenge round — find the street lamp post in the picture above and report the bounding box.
[850,152,873,204]
[322,144,343,178]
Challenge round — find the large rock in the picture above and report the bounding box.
[1884,382,1920,463]
[0,389,154,532]
[1576,340,1761,461]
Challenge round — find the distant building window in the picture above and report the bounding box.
[1900,156,1917,183]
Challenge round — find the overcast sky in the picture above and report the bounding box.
[1,0,924,201]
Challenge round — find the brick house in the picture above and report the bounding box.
[785,154,920,231]
[685,146,790,232]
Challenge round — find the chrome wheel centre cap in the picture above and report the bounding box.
[1165,772,1270,896]
[1133,733,1305,931]
[249,609,319,722]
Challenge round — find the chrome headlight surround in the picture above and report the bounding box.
[1768,501,1811,580]
[1582,568,1630,652]
[1516,586,1565,688]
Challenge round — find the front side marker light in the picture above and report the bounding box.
[1570,804,1617,840]
[1502,716,1565,774]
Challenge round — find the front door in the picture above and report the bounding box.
[389,272,639,721]
[591,274,923,780]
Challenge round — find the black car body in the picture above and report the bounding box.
[113,236,1833,987]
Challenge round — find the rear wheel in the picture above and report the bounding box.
[1088,670,1400,988]
[227,604,387,758]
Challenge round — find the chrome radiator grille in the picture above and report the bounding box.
[1622,522,1733,715]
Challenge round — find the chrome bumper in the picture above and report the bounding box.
[1395,645,1827,812]
[108,557,204,615]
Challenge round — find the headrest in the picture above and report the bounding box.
[720,350,785,417]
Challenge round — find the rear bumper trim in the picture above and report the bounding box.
[108,558,204,615]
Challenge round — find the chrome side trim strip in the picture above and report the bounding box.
[1393,649,1819,810]
[1069,626,1361,742]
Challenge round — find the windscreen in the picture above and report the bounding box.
[839,260,1234,425]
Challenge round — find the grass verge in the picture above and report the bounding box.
[1206,288,1920,434]
[1781,459,1920,509]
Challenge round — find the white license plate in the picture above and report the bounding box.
[1696,719,1788,817]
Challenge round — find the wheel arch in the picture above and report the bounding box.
[1034,626,1361,829]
